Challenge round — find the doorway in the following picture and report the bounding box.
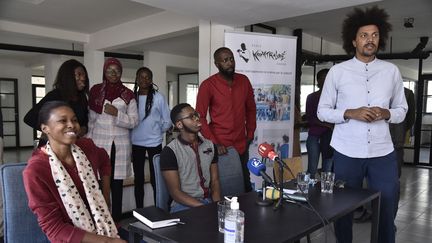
[414,73,432,166]
[0,78,19,148]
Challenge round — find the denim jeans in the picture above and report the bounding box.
[333,150,398,243]
[306,130,333,178]
[170,198,212,213]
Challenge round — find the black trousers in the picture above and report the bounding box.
[132,144,162,208]
[110,142,123,222]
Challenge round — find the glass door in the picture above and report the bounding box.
[0,78,19,148]
[414,73,432,166]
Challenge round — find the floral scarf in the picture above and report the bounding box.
[46,142,118,237]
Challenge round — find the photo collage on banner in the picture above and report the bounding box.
[225,31,297,187]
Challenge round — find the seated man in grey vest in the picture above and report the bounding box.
[160,103,221,213]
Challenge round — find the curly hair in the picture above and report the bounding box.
[342,6,392,55]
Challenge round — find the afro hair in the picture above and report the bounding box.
[342,6,392,55]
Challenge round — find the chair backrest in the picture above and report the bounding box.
[152,154,171,212]
[0,163,49,243]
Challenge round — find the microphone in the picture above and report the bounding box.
[265,187,281,200]
[258,143,292,172]
[265,187,307,202]
[247,158,274,206]
[258,143,280,161]
[247,158,276,188]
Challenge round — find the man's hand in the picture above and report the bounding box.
[216,144,228,155]
[104,103,118,117]
[369,107,390,121]
[344,107,389,122]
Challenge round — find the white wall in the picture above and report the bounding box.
[0,59,33,147]
[276,26,345,55]
[143,51,198,98]
[166,71,178,108]
[198,21,235,84]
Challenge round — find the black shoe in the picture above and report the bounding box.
[353,210,372,223]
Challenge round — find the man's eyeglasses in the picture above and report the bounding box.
[177,112,200,121]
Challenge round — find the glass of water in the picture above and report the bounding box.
[297,172,310,194]
[321,172,335,193]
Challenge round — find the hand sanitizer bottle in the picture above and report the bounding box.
[224,197,245,243]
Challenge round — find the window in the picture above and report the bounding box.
[426,80,432,113]
[32,76,45,85]
[123,82,135,91]
[300,85,315,113]
[186,84,198,108]
[31,76,46,139]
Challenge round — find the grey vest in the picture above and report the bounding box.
[166,137,215,199]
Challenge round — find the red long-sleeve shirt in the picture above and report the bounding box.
[23,138,111,243]
[196,73,256,154]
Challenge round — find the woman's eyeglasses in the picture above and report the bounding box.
[105,68,121,76]
[177,112,200,121]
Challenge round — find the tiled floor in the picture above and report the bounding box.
[300,166,432,243]
[5,148,432,243]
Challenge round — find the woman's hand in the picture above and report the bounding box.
[107,238,127,243]
[104,104,118,117]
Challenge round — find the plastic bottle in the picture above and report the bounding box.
[224,197,245,243]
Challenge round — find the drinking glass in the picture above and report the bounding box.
[321,172,335,193]
[297,172,310,194]
[217,200,229,233]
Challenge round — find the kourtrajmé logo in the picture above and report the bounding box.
[252,50,286,62]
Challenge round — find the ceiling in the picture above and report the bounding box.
[131,0,377,27]
[266,0,432,54]
[0,0,163,33]
[0,0,431,73]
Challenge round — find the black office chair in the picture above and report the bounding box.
[152,154,171,212]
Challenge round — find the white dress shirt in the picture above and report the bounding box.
[317,57,408,158]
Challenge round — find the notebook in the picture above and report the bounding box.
[133,206,180,229]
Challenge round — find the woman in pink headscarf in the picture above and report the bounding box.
[87,58,138,222]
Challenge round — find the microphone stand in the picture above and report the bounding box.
[273,159,284,210]
[275,157,296,180]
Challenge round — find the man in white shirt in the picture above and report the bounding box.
[317,6,407,243]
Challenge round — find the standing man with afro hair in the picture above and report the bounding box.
[318,6,407,243]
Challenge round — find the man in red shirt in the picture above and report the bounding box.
[196,47,256,194]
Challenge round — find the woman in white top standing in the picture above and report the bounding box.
[131,67,171,208]
[87,58,139,222]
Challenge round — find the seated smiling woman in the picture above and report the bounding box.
[23,101,125,243]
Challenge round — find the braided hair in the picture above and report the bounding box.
[133,67,158,120]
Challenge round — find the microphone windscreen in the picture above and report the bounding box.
[265,188,280,200]
[247,157,266,176]
[258,143,274,158]
[268,150,279,161]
